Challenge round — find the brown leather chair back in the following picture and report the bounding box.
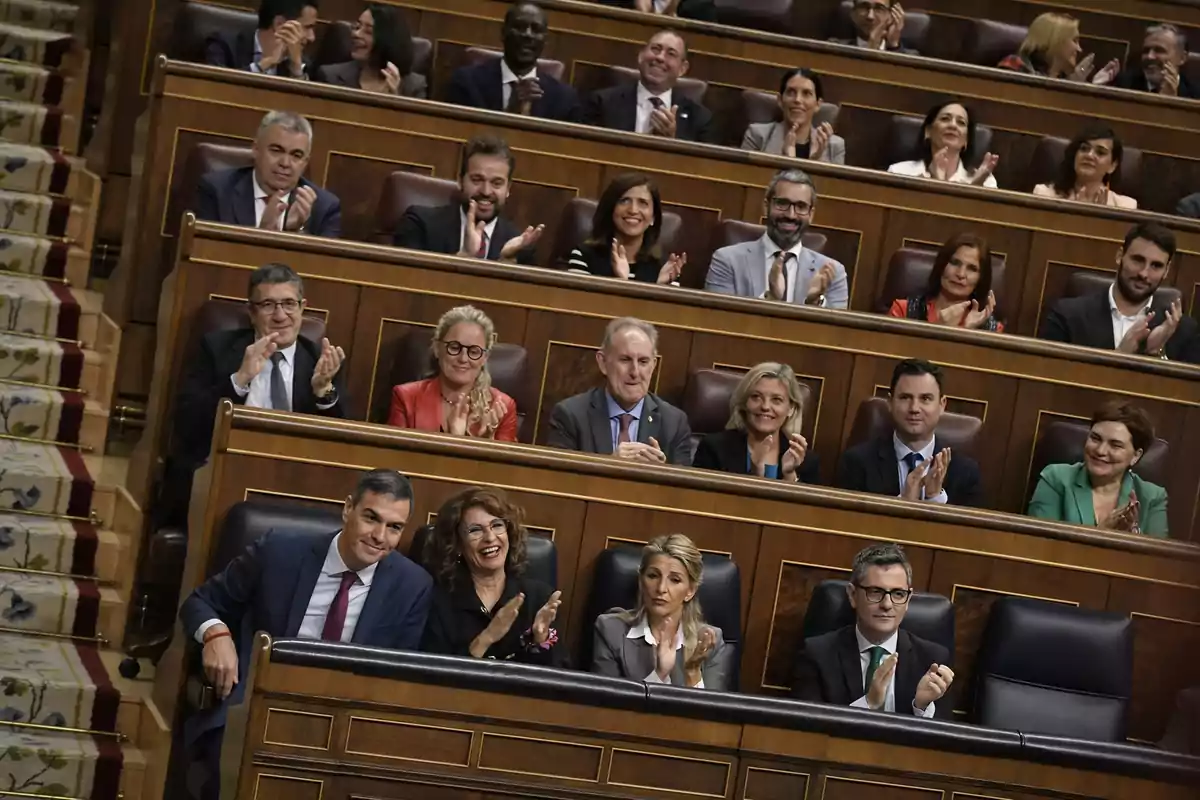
[1062,270,1182,308]
[170,0,256,62]
[882,114,994,171]
[831,1,931,52]
[374,172,460,244]
[385,328,535,442]
[605,65,708,105]
[682,368,813,454]
[966,19,1028,67]
[463,47,566,83]
[1184,52,1200,95]
[310,19,352,73]
[847,397,982,458]
[548,197,682,269]
[1025,135,1143,201]
[715,0,796,35]
[168,143,255,237]
[741,88,840,128]
[1025,418,1170,505]
[877,246,1007,314]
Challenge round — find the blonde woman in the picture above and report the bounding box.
[692,363,819,484]
[592,534,733,690]
[997,13,1119,83]
[387,305,517,440]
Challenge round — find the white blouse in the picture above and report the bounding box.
[888,159,998,188]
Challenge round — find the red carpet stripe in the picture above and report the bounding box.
[70,578,99,639]
[58,340,83,390]
[47,149,69,195]
[92,735,124,799]
[42,74,63,106]
[57,390,84,444]
[58,445,92,517]
[46,193,69,235]
[42,240,67,279]
[67,518,97,576]
[48,280,79,339]
[75,643,120,733]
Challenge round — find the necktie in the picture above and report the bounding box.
[648,96,664,110]
[320,571,359,642]
[269,351,290,411]
[864,645,887,694]
[617,413,634,445]
[768,251,791,300]
[477,230,489,259]
[903,451,925,473]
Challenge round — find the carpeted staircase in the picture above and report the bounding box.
[0,3,157,799]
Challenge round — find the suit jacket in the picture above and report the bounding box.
[835,434,984,507]
[392,203,537,265]
[592,612,733,690]
[591,0,717,21]
[1177,191,1200,219]
[446,58,581,122]
[741,121,847,165]
[1038,287,1200,364]
[583,82,716,144]
[827,36,918,56]
[1113,67,1198,99]
[546,387,693,465]
[1027,462,1168,538]
[204,29,306,76]
[387,377,518,441]
[193,166,342,238]
[1160,686,1200,755]
[791,625,953,720]
[179,529,433,741]
[705,238,850,309]
[314,59,428,98]
[692,428,821,485]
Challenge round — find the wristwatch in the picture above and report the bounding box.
[315,387,338,404]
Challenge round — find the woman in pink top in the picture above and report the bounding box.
[888,233,1004,332]
[1032,124,1137,209]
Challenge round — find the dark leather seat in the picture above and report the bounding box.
[462,47,565,82]
[209,500,344,577]
[714,0,796,35]
[1025,417,1170,505]
[408,523,558,587]
[383,326,535,442]
[1061,269,1181,308]
[740,88,840,132]
[877,246,1007,315]
[882,115,994,171]
[831,0,931,53]
[681,368,813,454]
[1026,135,1143,201]
[847,396,982,458]
[972,597,1133,741]
[169,142,254,237]
[603,65,708,105]
[373,171,459,244]
[169,0,256,62]
[578,544,741,680]
[548,196,683,270]
[965,19,1028,67]
[801,579,955,663]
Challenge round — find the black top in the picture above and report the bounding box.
[421,570,567,667]
[692,428,822,485]
[835,434,984,507]
[1038,287,1200,364]
[1113,67,1198,99]
[392,203,537,265]
[567,240,664,283]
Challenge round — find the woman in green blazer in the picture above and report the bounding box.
[1027,401,1168,537]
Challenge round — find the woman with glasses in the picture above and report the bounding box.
[387,305,518,440]
[314,4,428,98]
[421,486,566,665]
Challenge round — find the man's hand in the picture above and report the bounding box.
[508,77,544,115]
[923,448,951,498]
[611,238,632,280]
[914,663,954,711]
[865,12,890,50]
[259,191,288,230]
[969,153,1000,186]
[649,104,678,138]
[258,27,288,72]
[459,200,486,257]
[202,625,239,700]
[806,263,836,304]
[657,252,686,284]
[500,224,545,261]
[901,460,929,501]
[885,2,905,48]
[234,332,280,389]
[866,652,898,710]
[780,433,809,482]
[282,185,316,232]
[1145,298,1182,356]
[469,593,524,658]
[1116,312,1154,354]
[616,436,667,464]
[532,591,563,644]
[310,337,345,398]
[1161,61,1181,97]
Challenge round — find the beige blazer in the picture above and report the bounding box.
[1032,183,1137,209]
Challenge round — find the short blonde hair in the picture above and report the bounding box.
[726,363,806,437]
[1018,13,1079,65]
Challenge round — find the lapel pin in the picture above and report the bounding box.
[648,415,654,423]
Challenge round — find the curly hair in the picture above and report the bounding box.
[432,305,504,437]
[425,486,528,589]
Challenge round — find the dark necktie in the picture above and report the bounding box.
[864,645,887,694]
[616,413,634,445]
[903,451,924,474]
[477,230,489,259]
[648,96,664,110]
[321,571,359,642]
[269,351,290,411]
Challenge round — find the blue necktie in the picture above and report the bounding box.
[903,452,924,473]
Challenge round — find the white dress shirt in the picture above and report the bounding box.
[635,82,672,135]
[249,30,306,77]
[894,433,948,504]
[252,172,286,230]
[1108,282,1151,348]
[231,341,295,410]
[195,533,378,643]
[849,627,936,717]
[627,614,705,688]
[458,208,500,256]
[760,233,805,303]
[499,60,537,110]
[855,36,889,51]
[887,158,998,189]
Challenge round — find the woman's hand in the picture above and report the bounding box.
[1105,490,1141,533]
[929,146,957,181]
[936,299,971,326]
[532,590,562,644]
[1070,184,1109,205]
[610,238,631,280]
[780,433,809,482]
[654,615,678,680]
[1091,58,1120,86]
[657,253,686,284]
[684,627,716,687]
[469,593,525,658]
[969,153,1000,186]
[382,61,401,94]
[748,434,776,477]
[1070,52,1097,82]
[962,291,997,329]
[782,120,801,158]
[445,394,470,436]
[810,122,833,161]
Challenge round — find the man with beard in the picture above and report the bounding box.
[392,135,543,264]
[704,168,848,308]
[1040,222,1200,363]
[1093,24,1196,98]
[446,2,581,122]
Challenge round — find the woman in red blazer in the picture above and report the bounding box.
[388,305,518,441]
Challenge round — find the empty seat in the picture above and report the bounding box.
[169,0,256,63]
[547,196,683,270]
[846,396,982,458]
[965,19,1028,67]
[882,114,994,171]
[714,0,796,36]
[374,171,459,244]
[1025,417,1170,505]
[408,523,558,587]
[462,47,565,82]
[877,246,1007,315]
[801,579,955,663]
[1026,135,1143,201]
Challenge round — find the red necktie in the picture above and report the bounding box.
[320,571,358,642]
[477,231,489,259]
[617,413,634,444]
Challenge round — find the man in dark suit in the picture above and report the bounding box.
[446,2,581,122]
[204,0,317,78]
[836,359,983,507]
[829,1,919,55]
[1095,24,1197,99]
[1039,222,1200,363]
[180,468,432,799]
[392,134,543,264]
[792,542,954,719]
[583,29,715,143]
[592,0,717,22]
[547,317,693,465]
[193,110,341,237]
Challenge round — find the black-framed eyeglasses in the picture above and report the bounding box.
[442,340,486,361]
[769,197,813,216]
[463,519,508,539]
[250,298,301,314]
[855,584,913,605]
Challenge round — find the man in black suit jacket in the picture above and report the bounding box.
[793,543,954,720]
[547,317,693,465]
[193,110,341,237]
[829,0,919,55]
[446,2,581,122]
[583,29,715,143]
[392,134,542,264]
[204,0,317,78]
[592,0,717,22]
[836,359,983,507]
[1099,24,1198,99]
[1039,222,1200,363]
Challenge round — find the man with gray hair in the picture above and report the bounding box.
[193,110,342,237]
[705,168,848,308]
[1094,23,1196,98]
[546,316,693,465]
[791,542,954,719]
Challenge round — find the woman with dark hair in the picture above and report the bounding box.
[1033,125,1136,208]
[1028,401,1167,537]
[741,68,845,164]
[566,173,686,284]
[421,486,567,663]
[887,233,1002,331]
[888,101,999,187]
[314,4,427,98]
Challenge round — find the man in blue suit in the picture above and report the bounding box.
[445,2,581,122]
[193,110,341,237]
[179,468,431,799]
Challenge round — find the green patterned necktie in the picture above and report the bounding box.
[864,645,887,694]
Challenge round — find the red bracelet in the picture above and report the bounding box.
[203,629,231,645]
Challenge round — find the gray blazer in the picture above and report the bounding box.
[546,387,693,466]
[705,237,850,309]
[741,121,846,165]
[314,60,428,99]
[592,612,733,691]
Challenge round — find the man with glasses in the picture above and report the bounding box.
[705,168,848,308]
[791,543,954,718]
[830,1,917,55]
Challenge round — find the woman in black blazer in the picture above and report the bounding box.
[692,362,820,484]
[314,4,428,98]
